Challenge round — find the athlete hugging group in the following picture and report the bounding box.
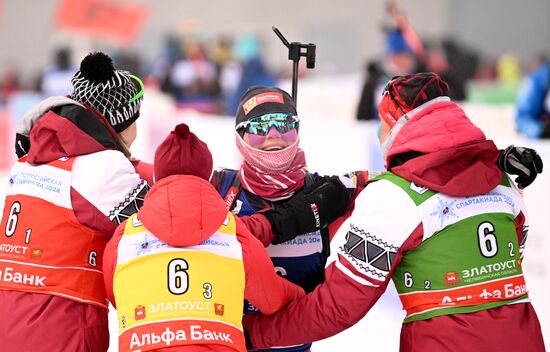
[0,50,545,352]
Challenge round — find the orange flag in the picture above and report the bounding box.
[55,0,150,45]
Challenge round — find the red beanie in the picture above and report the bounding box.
[378,72,449,127]
[154,123,213,182]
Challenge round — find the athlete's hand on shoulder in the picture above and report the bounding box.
[262,176,349,244]
[498,145,543,189]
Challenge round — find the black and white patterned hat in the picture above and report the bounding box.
[71,52,143,133]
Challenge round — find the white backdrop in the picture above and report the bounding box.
[0,76,548,350]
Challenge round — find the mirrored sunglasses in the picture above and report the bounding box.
[236,113,300,136]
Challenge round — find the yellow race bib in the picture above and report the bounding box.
[113,213,246,351]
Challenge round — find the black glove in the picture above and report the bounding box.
[498,145,543,189]
[15,133,30,158]
[262,176,350,244]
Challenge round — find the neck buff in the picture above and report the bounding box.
[235,131,307,200]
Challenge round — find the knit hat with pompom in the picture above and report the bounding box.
[154,123,213,182]
[71,52,143,133]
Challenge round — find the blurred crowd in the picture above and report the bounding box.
[0,6,549,139]
[0,33,280,117]
[353,2,550,140]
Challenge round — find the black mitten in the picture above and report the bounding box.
[263,176,349,244]
[498,145,543,189]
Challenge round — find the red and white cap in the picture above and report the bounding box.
[378,72,450,127]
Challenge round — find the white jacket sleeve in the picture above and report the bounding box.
[334,178,420,285]
[72,150,150,225]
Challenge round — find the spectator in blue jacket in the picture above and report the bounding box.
[515,56,550,138]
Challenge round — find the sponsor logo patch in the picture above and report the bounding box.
[445,271,460,285]
[30,248,43,259]
[215,303,225,316]
[242,92,284,115]
[135,305,146,320]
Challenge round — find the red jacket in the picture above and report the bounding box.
[0,98,148,352]
[247,101,545,351]
[103,175,304,352]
